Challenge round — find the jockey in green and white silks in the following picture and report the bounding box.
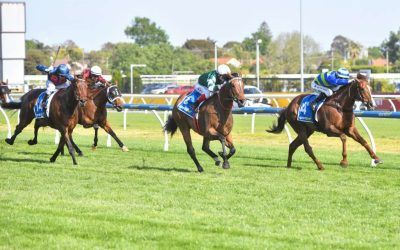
[310,68,351,111]
[192,64,232,109]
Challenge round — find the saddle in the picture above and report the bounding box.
[297,94,326,123]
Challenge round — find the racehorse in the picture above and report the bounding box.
[27,85,128,153]
[2,78,88,164]
[0,81,11,104]
[267,73,382,170]
[164,74,246,172]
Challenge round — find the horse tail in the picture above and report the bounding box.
[164,115,178,137]
[1,102,22,109]
[267,109,287,134]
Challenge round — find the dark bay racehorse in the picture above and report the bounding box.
[2,79,88,164]
[164,75,246,172]
[267,73,382,170]
[27,85,128,152]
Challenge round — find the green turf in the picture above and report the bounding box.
[0,111,399,249]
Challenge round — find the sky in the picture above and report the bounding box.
[18,0,400,52]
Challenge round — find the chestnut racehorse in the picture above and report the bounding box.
[164,74,246,172]
[267,73,382,170]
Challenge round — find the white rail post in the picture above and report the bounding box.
[251,113,256,134]
[55,130,60,144]
[356,117,377,167]
[107,134,112,147]
[0,106,12,139]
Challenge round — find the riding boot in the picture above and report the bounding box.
[41,93,49,117]
[311,93,326,112]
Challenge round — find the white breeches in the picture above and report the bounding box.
[46,80,71,95]
[311,82,338,96]
[194,83,211,98]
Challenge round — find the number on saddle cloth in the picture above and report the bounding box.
[34,92,47,119]
[177,90,201,118]
[297,94,326,123]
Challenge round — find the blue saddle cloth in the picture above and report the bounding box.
[177,90,201,118]
[34,92,47,119]
[297,94,325,123]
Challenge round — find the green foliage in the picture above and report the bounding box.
[242,21,272,56]
[124,17,170,46]
[381,28,400,63]
[371,78,395,93]
[368,46,383,59]
[182,38,215,59]
[25,49,51,74]
[350,65,389,73]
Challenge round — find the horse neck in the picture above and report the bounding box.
[217,84,233,115]
[64,82,78,111]
[90,87,108,106]
[329,83,356,111]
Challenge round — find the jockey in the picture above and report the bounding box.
[192,64,232,109]
[79,65,109,87]
[36,64,74,105]
[310,68,351,111]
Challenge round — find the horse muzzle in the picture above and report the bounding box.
[366,101,375,111]
[79,99,87,107]
[237,99,246,108]
[114,105,123,112]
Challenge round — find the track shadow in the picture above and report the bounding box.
[128,165,192,173]
[244,163,302,170]
[0,157,49,164]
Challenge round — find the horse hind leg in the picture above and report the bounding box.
[69,134,83,156]
[224,133,236,160]
[287,135,304,168]
[5,109,34,145]
[339,134,348,167]
[180,126,203,172]
[50,137,65,163]
[92,126,99,150]
[302,136,324,170]
[28,119,43,145]
[202,138,221,167]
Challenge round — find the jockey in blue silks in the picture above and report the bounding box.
[36,64,74,106]
[310,68,351,111]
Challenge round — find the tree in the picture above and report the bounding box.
[368,46,383,59]
[182,38,215,59]
[124,17,170,46]
[381,29,400,64]
[25,39,52,74]
[331,35,350,60]
[242,21,272,56]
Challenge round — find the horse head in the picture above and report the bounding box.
[353,73,375,110]
[225,73,246,107]
[0,81,11,104]
[107,85,124,112]
[73,78,88,107]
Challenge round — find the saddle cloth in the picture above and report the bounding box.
[177,90,201,118]
[34,91,56,119]
[297,94,325,123]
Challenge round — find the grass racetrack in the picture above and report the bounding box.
[0,110,399,249]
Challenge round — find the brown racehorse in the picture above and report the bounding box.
[164,75,246,172]
[2,78,88,164]
[267,73,383,170]
[0,81,11,103]
[27,85,128,153]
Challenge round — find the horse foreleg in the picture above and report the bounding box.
[201,138,221,166]
[101,121,128,152]
[339,134,348,167]
[346,127,382,165]
[50,137,65,163]
[64,131,77,165]
[225,133,236,160]
[92,126,99,150]
[180,126,203,172]
[217,136,230,169]
[69,134,83,156]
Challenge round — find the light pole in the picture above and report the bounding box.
[256,39,262,90]
[386,50,389,74]
[130,64,146,94]
[214,42,218,70]
[300,0,304,92]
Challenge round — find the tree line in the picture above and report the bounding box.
[25,17,400,92]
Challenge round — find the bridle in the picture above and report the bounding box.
[107,86,124,104]
[0,85,11,103]
[218,77,243,110]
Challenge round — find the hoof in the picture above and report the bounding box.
[197,167,204,173]
[340,160,348,168]
[371,158,383,167]
[215,160,221,167]
[50,158,56,163]
[222,162,230,169]
[317,166,325,171]
[28,140,37,145]
[77,152,83,157]
[5,138,13,145]
[91,146,97,151]
[121,146,129,152]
